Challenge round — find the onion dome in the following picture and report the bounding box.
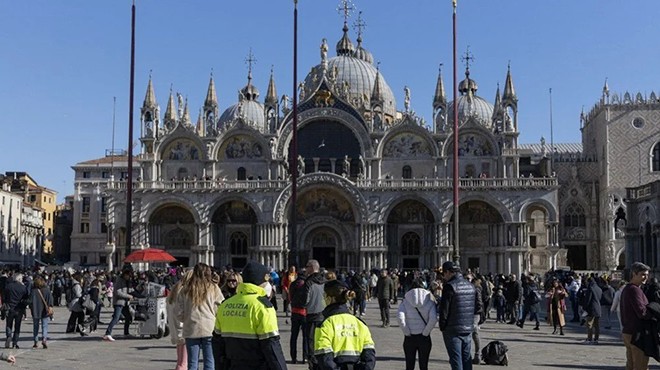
[336,23,354,56]
[218,71,265,132]
[353,35,373,64]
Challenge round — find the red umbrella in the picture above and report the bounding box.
[124,248,177,263]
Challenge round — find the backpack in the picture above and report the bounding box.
[529,289,542,304]
[481,340,508,366]
[601,286,614,306]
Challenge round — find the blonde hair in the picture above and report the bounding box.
[167,270,192,305]
[183,263,214,307]
[221,272,243,291]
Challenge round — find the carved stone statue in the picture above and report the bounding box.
[299,81,306,101]
[281,94,290,114]
[297,155,305,175]
[177,93,184,118]
[404,86,411,112]
[358,155,366,175]
[320,38,328,63]
[343,155,351,176]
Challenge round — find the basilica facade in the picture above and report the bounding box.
[91,22,565,275]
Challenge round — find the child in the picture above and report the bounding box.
[494,288,506,323]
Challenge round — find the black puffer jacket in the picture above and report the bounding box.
[439,273,475,334]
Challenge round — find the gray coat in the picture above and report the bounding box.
[112,277,132,307]
[31,287,53,319]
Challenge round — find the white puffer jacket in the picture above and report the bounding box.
[397,288,438,336]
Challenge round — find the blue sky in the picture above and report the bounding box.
[2,0,659,201]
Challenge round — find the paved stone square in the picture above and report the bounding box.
[4,301,658,369]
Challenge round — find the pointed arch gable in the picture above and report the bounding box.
[209,195,264,224]
[380,124,438,158]
[442,126,498,157]
[440,194,512,223]
[157,130,207,161]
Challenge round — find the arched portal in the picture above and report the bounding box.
[148,204,196,266]
[291,120,362,177]
[305,227,340,269]
[211,200,257,269]
[387,199,435,269]
[525,205,549,273]
[456,200,504,271]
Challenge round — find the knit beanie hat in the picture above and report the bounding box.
[242,261,270,285]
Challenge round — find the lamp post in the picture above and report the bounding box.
[288,0,300,268]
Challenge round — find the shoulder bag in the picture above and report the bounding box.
[37,289,54,318]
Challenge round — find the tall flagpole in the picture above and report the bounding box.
[549,88,554,175]
[451,0,460,263]
[125,0,136,259]
[289,0,299,268]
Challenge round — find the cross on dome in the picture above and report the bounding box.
[461,46,475,71]
[353,10,366,38]
[245,48,257,76]
[337,0,355,25]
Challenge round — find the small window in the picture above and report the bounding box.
[82,197,90,213]
[80,255,88,264]
[632,117,645,129]
[83,172,90,178]
[530,235,537,248]
[102,172,110,179]
[101,222,108,233]
[80,222,90,233]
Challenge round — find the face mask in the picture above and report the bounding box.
[261,282,273,298]
[324,295,333,306]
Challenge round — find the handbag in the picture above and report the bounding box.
[81,295,97,312]
[36,289,54,318]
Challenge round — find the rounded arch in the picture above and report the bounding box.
[209,195,263,224]
[157,134,207,161]
[649,141,660,172]
[141,196,201,225]
[214,126,271,161]
[441,195,512,223]
[273,173,368,223]
[299,217,350,252]
[519,199,558,222]
[442,127,499,157]
[277,107,373,159]
[379,124,438,158]
[147,203,198,251]
[382,196,439,224]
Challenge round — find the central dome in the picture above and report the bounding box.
[303,27,396,119]
[447,94,494,127]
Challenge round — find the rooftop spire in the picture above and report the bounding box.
[195,108,204,136]
[142,71,157,108]
[336,0,355,56]
[503,61,517,101]
[433,64,447,109]
[164,87,177,123]
[204,71,218,108]
[370,62,384,105]
[266,65,278,105]
[492,83,503,119]
[181,98,191,126]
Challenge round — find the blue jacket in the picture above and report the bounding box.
[439,273,475,335]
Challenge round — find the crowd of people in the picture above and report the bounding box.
[0,260,656,369]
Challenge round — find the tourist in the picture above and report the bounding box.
[599,277,615,329]
[376,268,395,327]
[167,270,191,370]
[398,279,437,370]
[220,271,241,299]
[566,276,581,322]
[517,275,541,331]
[103,269,134,341]
[177,263,224,370]
[621,262,651,370]
[3,273,28,349]
[583,277,603,345]
[314,279,375,370]
[470,276,484,364]
[30,276,52,349]
[493,288,506,323]
[546,278,566,335]
[281,265,297,317]
[303,259,326,367]
[288,270,308,364]
[611,280,626,332]
[505,274,523,324]
[66,273,86,336]
[438,261,476,370]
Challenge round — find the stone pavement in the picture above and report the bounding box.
[3,301,658,369]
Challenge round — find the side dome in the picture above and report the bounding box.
[447,95,494,128]
[218,100,265,132]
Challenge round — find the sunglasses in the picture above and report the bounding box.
[227,280,237,283]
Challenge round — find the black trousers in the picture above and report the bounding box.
[403,334,432,370]
[304,313,323,367]
[378,299,390,324]
[290,313,308,361]
[66,311,85,333]
[5,310,22,345]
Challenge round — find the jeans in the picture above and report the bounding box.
[105,305,131,336]
[442,331,472,370]
[471,315,481,358]
[403,334,432,370]
[352,297,366,315]
[5,310,22,345]
[290,313,308,361]
[570,292,579,321]
[33,317,49,342]
[186,337,213,370]
[519,305,539,327]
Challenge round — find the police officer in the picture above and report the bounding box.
[314,280,376,370]
[214,261,287,370]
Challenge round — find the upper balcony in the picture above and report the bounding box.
[107,176,558,192]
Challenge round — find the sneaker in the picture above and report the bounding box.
[592,340,599,345]
[102,335,115,342]
[582,340,592,345]
[33,342,38,349]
